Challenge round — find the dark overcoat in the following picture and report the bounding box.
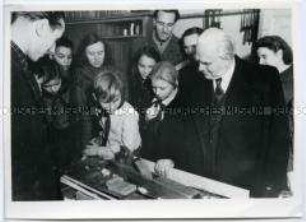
[191,56,289,197]
[11,42,60,200]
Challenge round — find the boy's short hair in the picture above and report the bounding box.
[56,36,74,51]
[150,61,178,88]
[94,68,124,103]
[32,57,61,83]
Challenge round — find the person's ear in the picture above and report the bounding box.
[175,80,179,88]
[33,18,50,38]
[276,49,284,61]
[153,18,157,27]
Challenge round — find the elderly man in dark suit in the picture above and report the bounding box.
[194,28,289,197]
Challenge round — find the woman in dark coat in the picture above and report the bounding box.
[141,61,203,177]
[71,33,113,150]
[255,35,294,195]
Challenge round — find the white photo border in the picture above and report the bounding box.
[2,0,305,220]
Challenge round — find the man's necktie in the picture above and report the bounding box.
[214,78,224,103]
[98,111,111,146]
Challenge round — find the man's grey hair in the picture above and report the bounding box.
[198,28,235,60]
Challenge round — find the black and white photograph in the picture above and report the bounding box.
[2,0,305,220]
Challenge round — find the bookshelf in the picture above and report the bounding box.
[64,11,151,39]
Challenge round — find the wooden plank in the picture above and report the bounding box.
[140,159,250,199]
[61,175,117,200]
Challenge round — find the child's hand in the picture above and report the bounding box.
[84,141,101,156]
[84,145,115,160]
[145,104,160,121]
[154,159,174,178]
[98,148,115,160]
[83,144,100,156]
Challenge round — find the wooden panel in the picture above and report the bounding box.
[64,15,153,76]
[105,38,133,72]
[65,23,101,54]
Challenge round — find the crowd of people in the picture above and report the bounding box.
[11,10,293,200]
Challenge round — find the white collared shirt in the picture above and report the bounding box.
[213,59,236,93]
[161,87,178,106]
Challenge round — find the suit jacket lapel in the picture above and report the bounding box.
[223,56,249,106]
[23,68,43,105]
[192,57,246,150]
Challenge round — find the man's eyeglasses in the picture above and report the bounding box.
[156,20,174,29]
